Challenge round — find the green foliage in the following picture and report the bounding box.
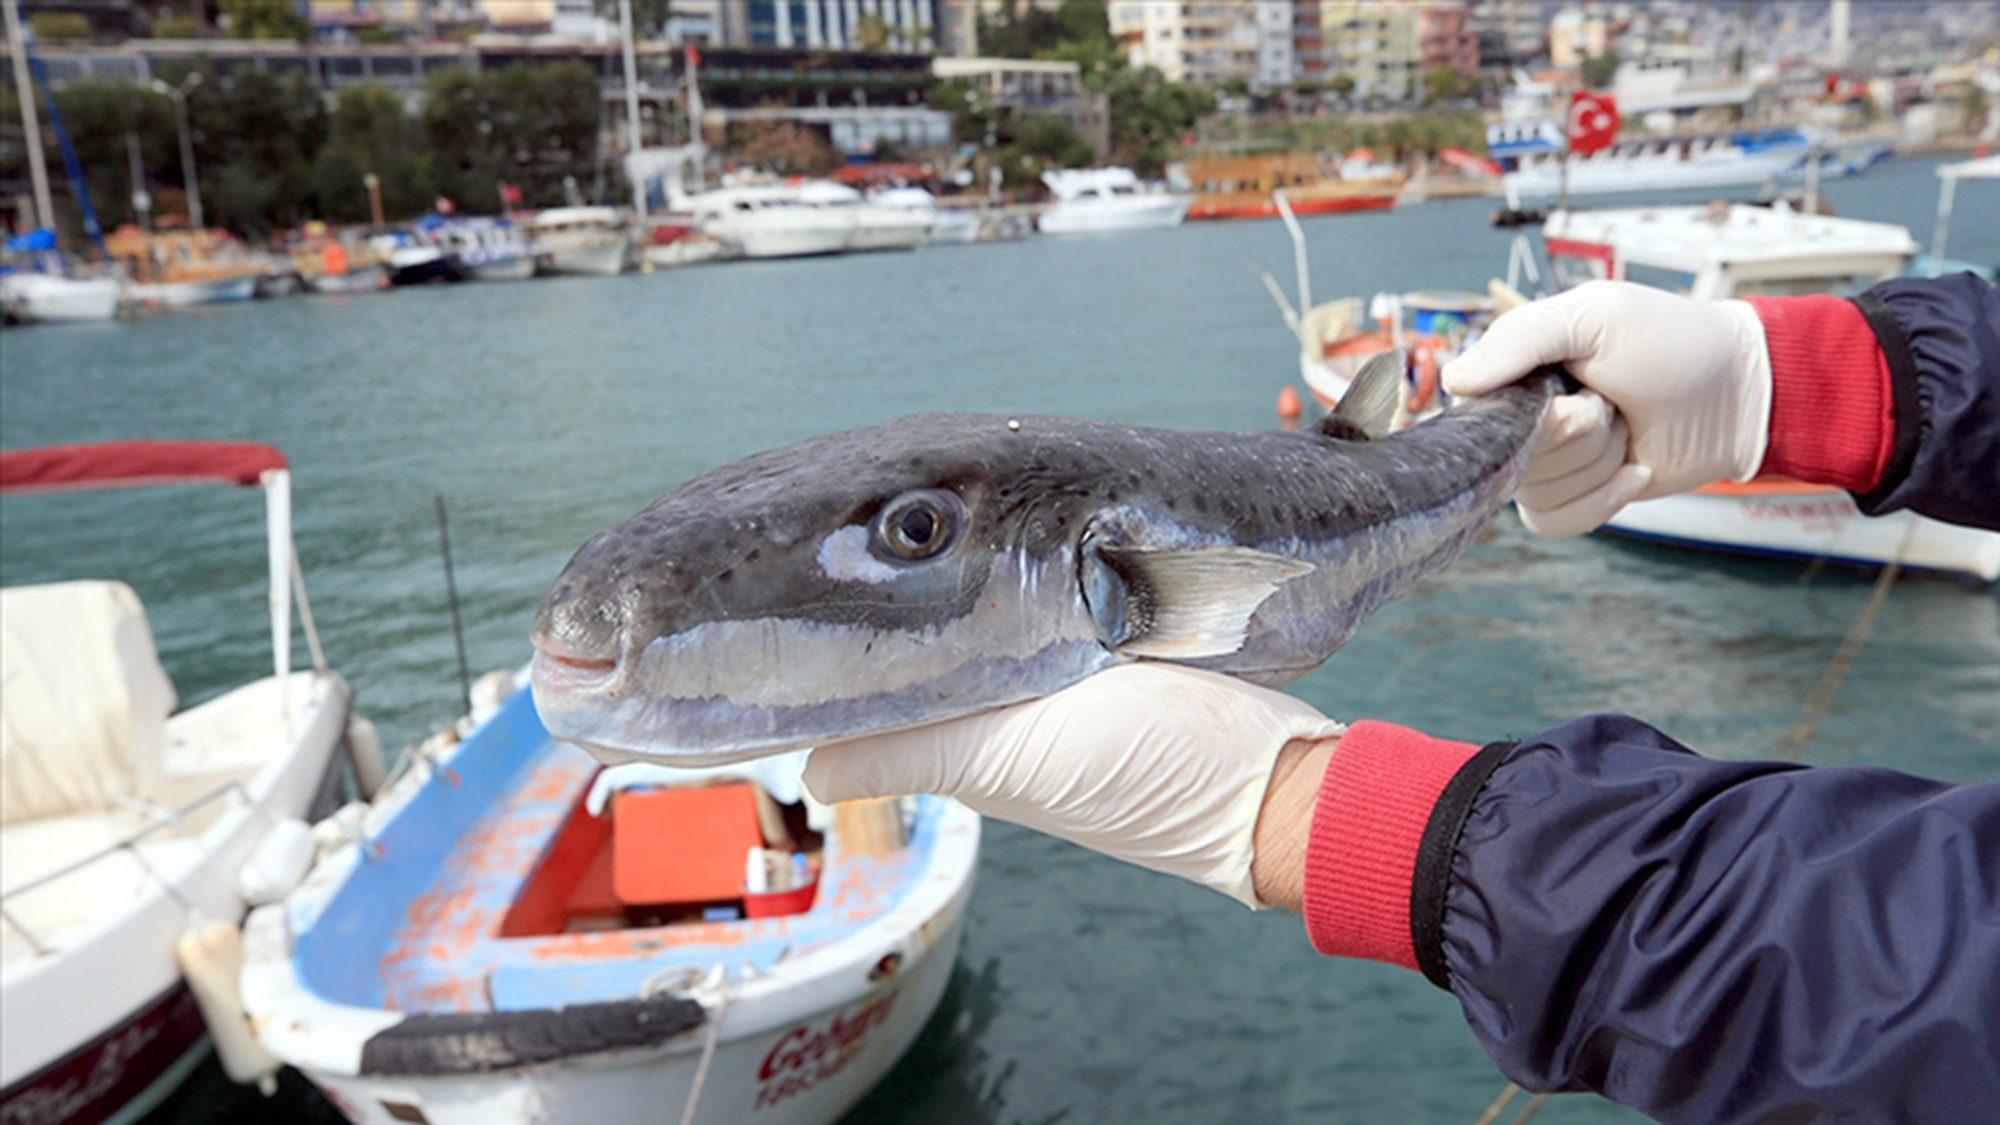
[1014,114,1093,170]
[1105,65,1214,176]
[1423,65,1465,107]
[29,12,93,40]
[423,62,603,212]
[152,16,202,38]
[1581,50,1618,91]
[315,85,432,222]
[219,0,308,41]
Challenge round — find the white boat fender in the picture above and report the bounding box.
[346,712,387,799]
[175,918,283,1095]
[311,800,372,853]
[239,817,316,906]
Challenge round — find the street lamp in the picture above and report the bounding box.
[148,72,204,230]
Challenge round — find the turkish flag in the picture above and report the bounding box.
[1568,91,1620,155]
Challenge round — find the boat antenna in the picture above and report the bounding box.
[434,494,473,719]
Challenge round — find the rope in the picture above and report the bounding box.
[678,969,732,1125]
[1772,519,1911,762]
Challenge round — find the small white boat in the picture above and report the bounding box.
[684,185,858,259]
[530,207,633,276]
[1036,167,1191,234]
[1,269,122,324]
[640,217,730,269]
[0,441,372,1124]
[242,670,978,1125]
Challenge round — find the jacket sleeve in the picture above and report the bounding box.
[1751,274,2000,530]
[1304,717,2000,1123]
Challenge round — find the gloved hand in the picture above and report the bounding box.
[803,663,1345,908]
[1443,280,1773,537]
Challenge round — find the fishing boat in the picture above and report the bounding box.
[0,440,373,1125]
[242,670,979,1125]
[292,226,390,296]
[530,207,633,276]
[1525,199,1999,581]
[1,231,123,325]
[1036,167,1191,234]
[1184,154,1400,221]
[103,227,267,307]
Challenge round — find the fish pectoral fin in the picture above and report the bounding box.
[1100,545,1313,660]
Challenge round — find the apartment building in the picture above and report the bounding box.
[1420,3,1477,84]
[1109,0,1297,90]
[1321,0,1421,99]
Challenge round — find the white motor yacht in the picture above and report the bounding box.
[530,207,633,276]
[1037,168,1191,234]
[684,185,857,259]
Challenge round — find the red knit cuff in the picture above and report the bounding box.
[1743,294,1893,492]
[1303,722,1481,969]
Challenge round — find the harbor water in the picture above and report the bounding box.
[3,156,1995,1124]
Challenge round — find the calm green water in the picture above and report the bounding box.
[3,157,1995,1124]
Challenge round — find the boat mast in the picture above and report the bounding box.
[4,0,56,231]
[619,0,645,216]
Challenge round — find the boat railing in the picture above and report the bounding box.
[0,780,259,957]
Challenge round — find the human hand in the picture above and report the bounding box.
[1443,280,1772,537]
[802,664,1345,909]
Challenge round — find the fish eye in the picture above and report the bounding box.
[873,490,963,561]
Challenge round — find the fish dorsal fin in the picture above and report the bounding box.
[1318,350,1404,442]
[1087,544,1313,660]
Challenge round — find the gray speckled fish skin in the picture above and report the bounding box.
[531,370,1560,765]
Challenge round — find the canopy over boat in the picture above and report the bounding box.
[0,440,287,493]
[1,440,299,695]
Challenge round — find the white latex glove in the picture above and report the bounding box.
[1443,280,1773,537]
[803,664,1345,908]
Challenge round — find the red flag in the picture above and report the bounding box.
[686,44,702,67]
[1568,91,1619,155]
[500,182,523,206]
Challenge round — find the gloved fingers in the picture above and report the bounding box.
[1517,462,1653,538]
[1440,293,1583,398]
[1518,414,1630,511]
[803,719,984,804]
[1520,392,1623,487]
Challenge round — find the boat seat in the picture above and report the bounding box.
[0,581,176,827]
[153,672,323,810]
[611,784,765,907]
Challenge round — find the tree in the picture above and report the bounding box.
[1582,49,1618,90]
[1423,64,1465,107]
[731,118,840,177]
[316,84,432,223]
[219,0,308,41]
[1104,65,1214,176]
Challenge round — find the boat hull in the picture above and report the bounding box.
[303,265,389,295]
[0,273,122,323]
[0,982,208,1125]
[1038,195,1191,234]
[541,238,632,276]
[1189,188,1398,221]
[136,275,258,307]
[1600,484,2000,582]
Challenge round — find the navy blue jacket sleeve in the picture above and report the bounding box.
[1851,273,2000,529]
[1422,715,2000,1123]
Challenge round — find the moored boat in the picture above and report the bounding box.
[1036,167,1191,234]
[530,207,633,276]
[242,671,979,1125]
[794,180,935,252]
[427,216,536,282]
[0,229,124,325]
[684,184,859,259]
[640,216,731,268]
[1184,154,1400,221]
[103,227,266,307]
[0,441,372,1124]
